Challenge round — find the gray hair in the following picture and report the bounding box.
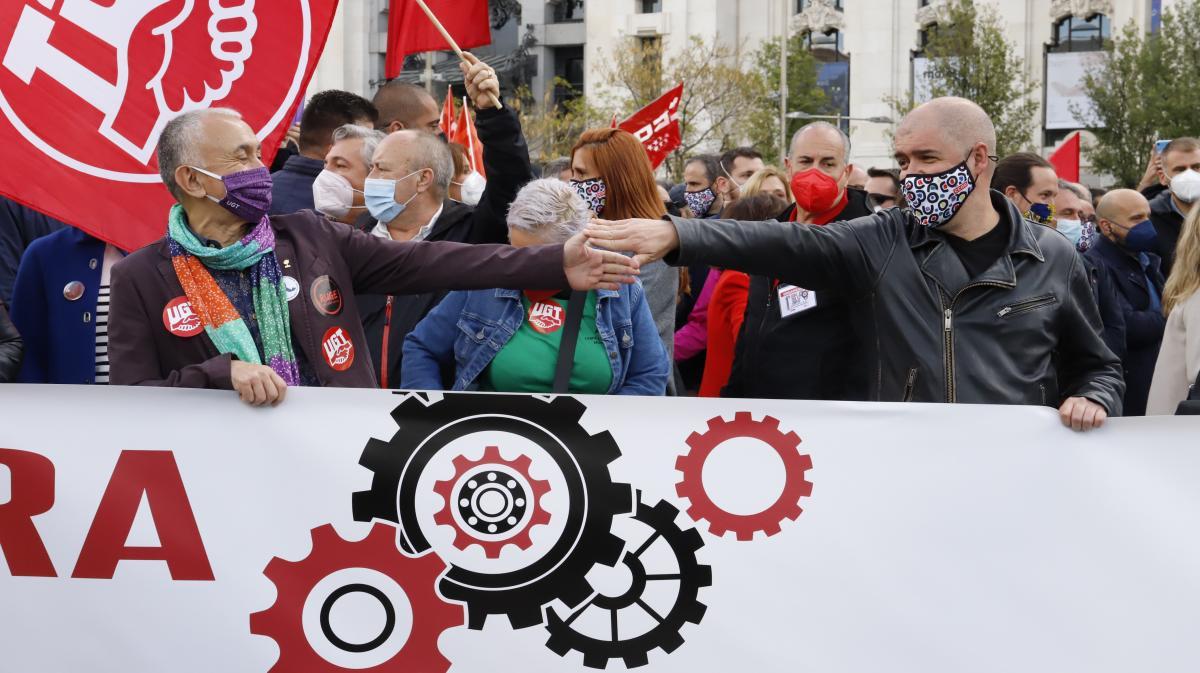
[157,108,243,200]
[541,157,571,180]
[332,124,386,168]
[790,121,851,163]
[506,178,589,244]
[399,132,454,197]
[1059,179,1089,201]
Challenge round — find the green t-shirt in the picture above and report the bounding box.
[484,291,614,394]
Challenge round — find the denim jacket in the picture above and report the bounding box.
[402,281,669,395]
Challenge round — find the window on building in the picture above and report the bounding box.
[639,0,662,13]
[1049,13,1110,52]
[552,0,584,23]
[553,46,586,106]
[802,29,846,61]
[797,0,843,12]
[800,30,850,131]
[638,36,663,81]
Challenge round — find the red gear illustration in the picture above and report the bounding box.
[675,412,813,541]
[249,523,462,672]
[432,445,552,558]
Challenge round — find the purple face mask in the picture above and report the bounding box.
[190,166,274,223]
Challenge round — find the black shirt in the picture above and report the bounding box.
[943,216,1011,278]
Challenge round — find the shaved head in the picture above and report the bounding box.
[373,82,441,134]
[1096,188,1148,223]
[1096,188,1151,244]
[897,97,996,157]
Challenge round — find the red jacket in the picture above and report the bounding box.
[698,270,749,397]
[108,210,567,389]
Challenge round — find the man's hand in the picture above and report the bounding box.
[1137,148,1163,192]
[460,52,501,110]
[281,124,300,150]
[231,360,287,407]
[584,218,681,268]
[563,232,640,291]
[1059,396,1107,432]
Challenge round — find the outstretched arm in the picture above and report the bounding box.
[586,212,895,296]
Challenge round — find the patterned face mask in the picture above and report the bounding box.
[571,177,607,217]
[1022,200,1056,227]
[684,187,717,217]
[901,153,978,228]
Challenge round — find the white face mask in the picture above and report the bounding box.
[312,170,365,219]
[452,171,486,206]
[1170,169,1200,204]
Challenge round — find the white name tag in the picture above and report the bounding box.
[778,284,817,318]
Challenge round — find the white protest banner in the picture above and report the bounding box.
[1,385,1198,672]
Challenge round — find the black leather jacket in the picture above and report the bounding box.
[668,191,1125,413]
[0,300,22,382]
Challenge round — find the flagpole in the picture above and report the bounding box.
[414,0,504,110]
[423,51,434,93]
[779,0,789,167]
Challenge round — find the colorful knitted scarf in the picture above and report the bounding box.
[167,204,300,385]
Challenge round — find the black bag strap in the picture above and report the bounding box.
[552,291,588,394]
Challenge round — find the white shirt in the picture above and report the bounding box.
[371,205,443,242]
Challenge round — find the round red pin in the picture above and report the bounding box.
[162,296,202,338]
[321,326,355,371]
[527,298,565,335]
[62,281,85,302]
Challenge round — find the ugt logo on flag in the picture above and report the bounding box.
[0,0,338,253]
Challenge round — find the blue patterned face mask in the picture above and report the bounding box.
[1023,200,1056,227]
[571,177,607,217]
[901,154,977,228]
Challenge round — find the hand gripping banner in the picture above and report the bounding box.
[0,0,340,253]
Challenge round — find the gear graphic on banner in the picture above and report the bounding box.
[249,523,462,672]
[675,412,813,541]
[544,496,712,669]
[432,445,552,558]
[353,394,634,630]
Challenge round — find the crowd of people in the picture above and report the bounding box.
[1,53,1198,429]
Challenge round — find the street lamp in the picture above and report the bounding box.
[786,112,895,124]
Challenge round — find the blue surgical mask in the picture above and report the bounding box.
[364,171,422,224]
[1120,219,1159,252]
[1056,218,1083,246]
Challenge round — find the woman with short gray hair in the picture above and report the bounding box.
[402,179,669,394]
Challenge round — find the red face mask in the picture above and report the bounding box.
[790,168,844,222]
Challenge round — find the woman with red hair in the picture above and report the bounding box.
[570,128,679,392]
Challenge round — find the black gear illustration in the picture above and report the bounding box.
[544,495,711,669]
[353,393,634,630]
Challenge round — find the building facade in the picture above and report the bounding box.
[312,0,1179,173]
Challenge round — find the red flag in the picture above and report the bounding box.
[0,1,339,254]
[386,0,491,80]
[451,98,486,179]
[439,88,457,137]
[1049,131,1081,183]
[618,83,684,170]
